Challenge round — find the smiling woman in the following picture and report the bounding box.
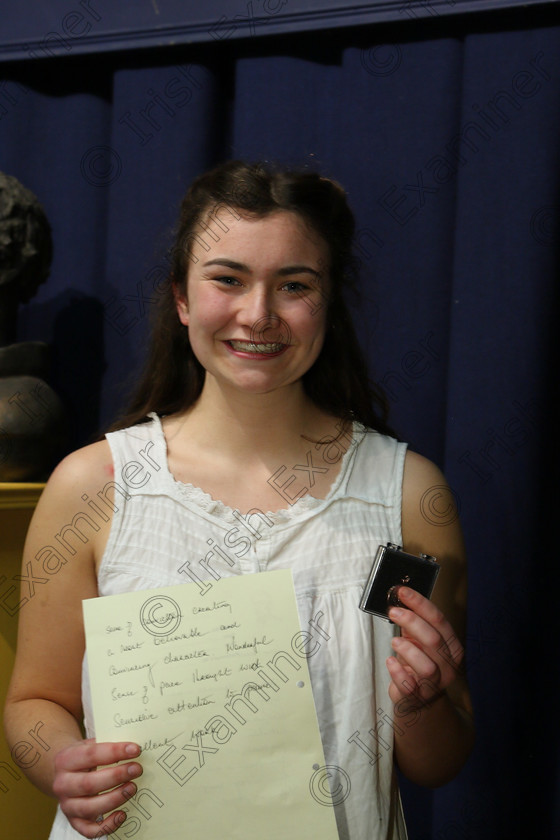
[4,160,474,840]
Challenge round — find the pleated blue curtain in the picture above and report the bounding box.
[1,16,559,839]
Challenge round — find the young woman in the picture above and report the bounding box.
[4,161,474,840]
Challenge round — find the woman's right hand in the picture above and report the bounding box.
[52,739,143,838]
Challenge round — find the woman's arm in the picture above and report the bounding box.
[389,450,475,787]
[4,442,143,837]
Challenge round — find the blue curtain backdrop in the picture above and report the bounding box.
[1,9,559,839]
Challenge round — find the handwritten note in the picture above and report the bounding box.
[83,570,340,839]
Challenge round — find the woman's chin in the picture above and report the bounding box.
[204,370,302,398]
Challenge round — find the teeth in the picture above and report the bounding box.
[229,341,284,353]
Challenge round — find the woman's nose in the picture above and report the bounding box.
[238,285,274,326]
[238,287,291,345]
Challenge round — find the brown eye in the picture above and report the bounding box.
[215,276,240,286]
[283,281,308,293]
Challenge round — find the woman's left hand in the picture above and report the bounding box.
[385,585,465,708]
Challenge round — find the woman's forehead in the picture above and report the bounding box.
[188,209,330,268]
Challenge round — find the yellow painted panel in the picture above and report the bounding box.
[1,493,58,839]
[0,483,45,510]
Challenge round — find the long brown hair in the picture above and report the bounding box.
[108,160,394,437]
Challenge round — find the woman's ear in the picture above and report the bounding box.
[173,281,189,326]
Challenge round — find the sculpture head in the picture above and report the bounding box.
[0,171,52,305]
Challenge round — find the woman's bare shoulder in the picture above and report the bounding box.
[401,449,463,551]
[50,439,113,484]
[34,440,114,517]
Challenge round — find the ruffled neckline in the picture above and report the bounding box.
[147,412,363,526]
[173,479,326,524]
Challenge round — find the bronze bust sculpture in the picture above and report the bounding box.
[0,172,66,481]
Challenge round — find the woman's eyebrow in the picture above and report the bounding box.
[203,258,249,271]
[277,265,322,279]
[202,258,322,279]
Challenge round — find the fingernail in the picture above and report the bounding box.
[389,607,404,619]
[123,784,136,799]
[128,764,141,777]
[116,813,126,825]
[125,744,140,756]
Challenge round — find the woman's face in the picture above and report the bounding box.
[174,210,330,397]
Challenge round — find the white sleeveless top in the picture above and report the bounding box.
[49,413,408,840]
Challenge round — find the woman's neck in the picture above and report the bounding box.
[165,379,336,463]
